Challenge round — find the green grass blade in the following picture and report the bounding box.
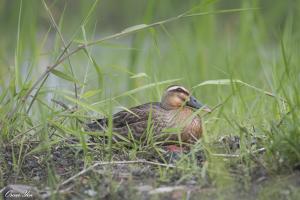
[14,0,23,89]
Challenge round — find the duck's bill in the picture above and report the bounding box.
[187,96,212,113]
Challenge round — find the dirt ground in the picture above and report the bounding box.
[1,138,300,200]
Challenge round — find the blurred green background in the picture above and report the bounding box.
[0,0,299,90]
[0,0,299,126]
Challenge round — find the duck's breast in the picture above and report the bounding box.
[170,108,202,143]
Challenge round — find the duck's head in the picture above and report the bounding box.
[161,85,211,112]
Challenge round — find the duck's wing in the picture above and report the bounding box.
[112,102,161,128]
[85,102,161,131]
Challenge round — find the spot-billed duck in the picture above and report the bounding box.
[86,85,211,147]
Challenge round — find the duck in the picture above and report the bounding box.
[86,85,211,148]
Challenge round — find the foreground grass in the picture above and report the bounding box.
[0,0,300,199]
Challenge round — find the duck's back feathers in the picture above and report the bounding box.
[112,102,161,128]
[85,102,163,134]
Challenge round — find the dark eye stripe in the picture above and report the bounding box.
[175,88,189,95]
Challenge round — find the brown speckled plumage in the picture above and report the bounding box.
[86,85,210,144]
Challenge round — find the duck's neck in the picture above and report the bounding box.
[161,95,183,110]
[161,101,177,110]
